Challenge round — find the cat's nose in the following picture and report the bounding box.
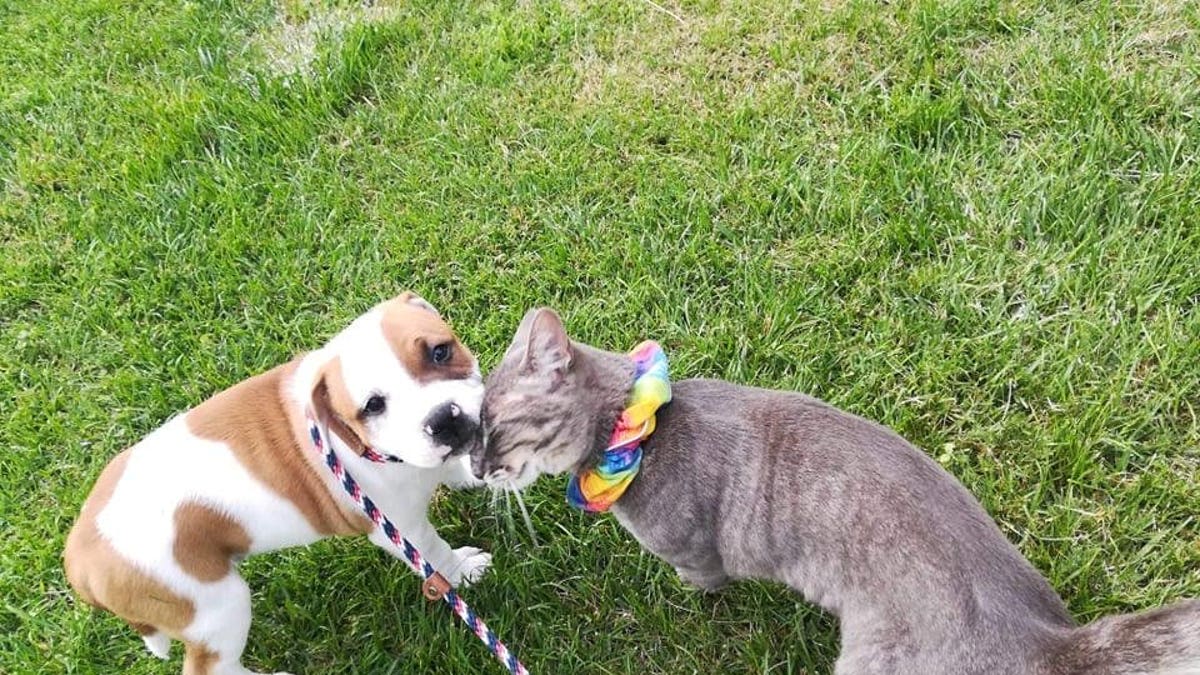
[470,451,488,480]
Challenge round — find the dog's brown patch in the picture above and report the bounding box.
[186,362,371,537]
[183,642,220,675]
[380,294,476,384]
[172,502,252,582]
[64,450,197,636]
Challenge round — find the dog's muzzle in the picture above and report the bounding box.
[423,401,480,454]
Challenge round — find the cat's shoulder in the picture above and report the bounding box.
[674,377,828,407]
[672,378,888,432]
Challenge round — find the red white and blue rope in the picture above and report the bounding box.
[306,414,530,675]
[361,446,405,464]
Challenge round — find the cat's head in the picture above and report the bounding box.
[471,308,620,488]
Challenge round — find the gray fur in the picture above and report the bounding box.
[472,308,1200,675]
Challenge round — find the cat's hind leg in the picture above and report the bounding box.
[674,564,730,591]
[833,649,902,675]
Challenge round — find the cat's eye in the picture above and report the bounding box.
[362,395,387,416]
[430,342,453,365]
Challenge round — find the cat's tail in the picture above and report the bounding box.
[1052,598,1200,674]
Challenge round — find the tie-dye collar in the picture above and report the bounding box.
[566,340,672,513]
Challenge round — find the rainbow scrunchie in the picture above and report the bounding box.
[567,340,671,512]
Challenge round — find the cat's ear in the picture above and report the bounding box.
[503,308,540,361]
[518,307,572,375]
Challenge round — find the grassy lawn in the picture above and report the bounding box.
[2,0,1198,672]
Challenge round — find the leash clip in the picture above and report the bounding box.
[422,572,451,601]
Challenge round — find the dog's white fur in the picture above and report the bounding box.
[66,293,489,674]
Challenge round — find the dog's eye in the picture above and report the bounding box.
[362,395,387,416]
[430,342,452,365]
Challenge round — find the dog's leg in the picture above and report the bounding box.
[368,517,491,587]
[182,574,293,675]
[129,622,171,659]
[139,630,171,659]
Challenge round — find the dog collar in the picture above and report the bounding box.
[566,340,671,512]
[305,409,404,464]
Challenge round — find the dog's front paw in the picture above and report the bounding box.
[449,546,492,586]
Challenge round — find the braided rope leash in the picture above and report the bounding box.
[306,414,530,675]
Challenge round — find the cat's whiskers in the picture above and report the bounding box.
[498,482,521,544]
[509,484,540,547]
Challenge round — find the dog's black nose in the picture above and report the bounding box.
[423,401,476,450]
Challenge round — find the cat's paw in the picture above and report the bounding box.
[450,546,492,586]
[676,566,729,592]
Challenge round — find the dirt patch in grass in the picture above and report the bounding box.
[250,0,398,76]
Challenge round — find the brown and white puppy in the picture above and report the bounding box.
[64,292,490,675]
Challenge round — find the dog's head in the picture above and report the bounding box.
[309,292,483,468]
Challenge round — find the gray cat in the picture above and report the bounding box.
[469,307,1200,675]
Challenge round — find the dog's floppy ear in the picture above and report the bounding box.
[396,291,440,317]
[310,367,368,455]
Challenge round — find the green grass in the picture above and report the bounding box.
[2,0,1198,672]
